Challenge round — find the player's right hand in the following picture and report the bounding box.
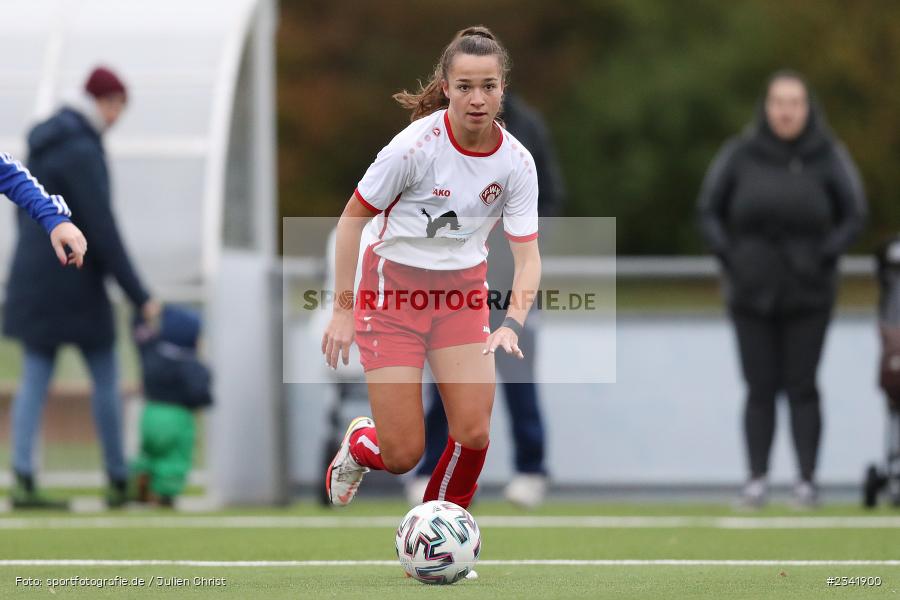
[322,310,355,369]
[50,221,87,268]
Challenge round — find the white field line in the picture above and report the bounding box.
[0,560,899,568]
[2,515,900,530]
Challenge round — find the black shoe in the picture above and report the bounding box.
[106,479,129,509]
[10,472,69,510]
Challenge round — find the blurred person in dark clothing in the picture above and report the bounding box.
[698,70,866,508]
[3,66,160,509]
[407,91,565,508]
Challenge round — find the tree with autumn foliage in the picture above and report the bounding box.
[277,0,900,254]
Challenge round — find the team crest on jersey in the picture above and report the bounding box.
[433,127,441,137]
[480,182,503,206]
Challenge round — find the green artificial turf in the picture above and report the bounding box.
[0,500,896,599]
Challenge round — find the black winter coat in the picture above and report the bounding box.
[3,108,149,350]
[697,103,866,316]
[501,93,566,220]
[488,93,565,323]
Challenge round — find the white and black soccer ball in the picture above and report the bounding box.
[395,500,481,584]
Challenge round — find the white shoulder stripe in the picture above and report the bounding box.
[51,195,71,216]
[2,152,72,218]
[2,153,51,199]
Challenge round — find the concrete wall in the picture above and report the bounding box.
[287,311,887,487]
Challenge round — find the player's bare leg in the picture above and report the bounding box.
[365,367,426,474]
[326,366,424,506]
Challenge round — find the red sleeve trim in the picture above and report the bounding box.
[378,193,402,239]
[505,231,539,243]
[354,188,382,214]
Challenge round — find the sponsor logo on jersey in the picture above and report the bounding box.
[421,208,461,238]
[433,127,441,137]
[432,188,452,198]
[480,182,503,206]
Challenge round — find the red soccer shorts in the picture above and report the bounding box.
[354,244,489,371]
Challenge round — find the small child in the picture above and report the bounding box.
[131,305,212,506]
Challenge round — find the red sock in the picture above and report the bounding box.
[423,436,488,508]
[348,426,386,470]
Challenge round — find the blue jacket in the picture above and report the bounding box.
[0,152,71,233]
[134,306,213,410]
[137,340,213,410]
[3,108,150,351]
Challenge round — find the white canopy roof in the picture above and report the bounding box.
[0,0,275,297]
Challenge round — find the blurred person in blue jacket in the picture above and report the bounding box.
[3,66,160,509]
[131,306,212,507]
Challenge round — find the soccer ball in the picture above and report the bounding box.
[395,500,481,584]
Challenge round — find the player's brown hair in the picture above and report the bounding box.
[393,26,510,122]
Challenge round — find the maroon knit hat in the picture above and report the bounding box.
[84,67,127,101]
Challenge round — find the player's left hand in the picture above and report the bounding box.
[483,326,524,359]
[50,221,87,268]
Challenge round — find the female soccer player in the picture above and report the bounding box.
[1,152,86,267]
[322,26,541,509]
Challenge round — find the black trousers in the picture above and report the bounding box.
[731,308,832,482]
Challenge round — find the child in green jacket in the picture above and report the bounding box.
[131,306,212,506]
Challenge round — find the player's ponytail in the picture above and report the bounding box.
[393,25,510,122]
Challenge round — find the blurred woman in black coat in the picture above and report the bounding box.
[698,70,867,508]
[3,67,159,508]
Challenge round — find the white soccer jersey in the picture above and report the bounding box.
[355,109,538,270]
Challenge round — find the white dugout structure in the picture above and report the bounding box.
[0,0,286,505]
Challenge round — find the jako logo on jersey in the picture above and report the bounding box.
[433,188,451,198]
[480,182,503,206]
